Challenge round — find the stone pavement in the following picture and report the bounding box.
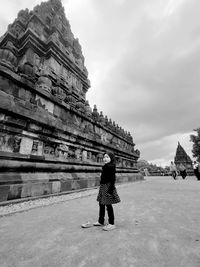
[0,176,200,267]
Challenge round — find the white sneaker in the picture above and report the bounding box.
[93,221,104,226]
[102,224,116,231]
[81,221,93,228]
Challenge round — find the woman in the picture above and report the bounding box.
[94,152,121,231]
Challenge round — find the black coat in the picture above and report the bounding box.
[97,162,120,205]
[100,162,116,194]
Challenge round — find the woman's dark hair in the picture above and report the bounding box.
[104,152,116,164]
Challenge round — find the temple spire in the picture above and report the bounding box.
[174,142,193,174]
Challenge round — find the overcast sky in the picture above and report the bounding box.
[0,0,198,166]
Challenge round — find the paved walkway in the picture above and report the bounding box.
[0,176,200,267]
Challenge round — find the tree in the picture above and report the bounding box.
[137,159,149,170]
[190,129,200,162]
[137,159,166,175]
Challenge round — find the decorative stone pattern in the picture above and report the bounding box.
[0,0,143,202]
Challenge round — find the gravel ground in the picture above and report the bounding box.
[0,189,98,217]
[0,183,131,217]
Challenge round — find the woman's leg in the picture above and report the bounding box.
[172,171,176,179]
[106,205,114,225]
[194,170,199,180]
[98,204,105,224]
[197,171,200,180]
[180,171,185,179]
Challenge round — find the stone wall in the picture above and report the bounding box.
[0,0,143,202]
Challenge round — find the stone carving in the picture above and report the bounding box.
[12,136,22,153]
[7,21,24,38]
[17,9,30,24]
[0,134,7,151]
[0,134,22,153]
[0,41,17,71]
[135,149,140,157]
[31,141,39,154]
[68,147,76,159]
[18,62,35,79]
[97,153,103,163]
[57,144,68,159]
[85,101,92,117]
[36,65,52,93]
[83,122,93,134]
[64,93,76,106]
[49,31,61,47]
[28,19,46,41]
[92,105,99,121]
[73,38,82,58]
[43,143,57,157]
[52,86,65,101]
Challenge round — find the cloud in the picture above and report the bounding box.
[0,0,199,166]
[86,0,200,144]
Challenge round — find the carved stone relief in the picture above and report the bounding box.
[0,41,17,71]
[0,134,22,153]
[68,146,76,159]
[52,86,65,101]
[43,142,57,157]
[57,144,68,159]
[17,8,29,24]
[31,140,43,156]
[35,95,54,113]
[35,65,52,93]
[82,150,87,161]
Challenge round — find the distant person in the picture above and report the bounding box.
[82,152,120,230]
[170,161,178,180]
[178,163,187,179]
[193,161,200,181]
[144,168,149,176]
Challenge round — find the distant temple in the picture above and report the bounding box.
[0,0,143,202]
[174,142,193,175]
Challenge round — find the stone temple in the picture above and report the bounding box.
[174,142,193,175]
[0,0,143,202]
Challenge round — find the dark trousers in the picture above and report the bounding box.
[194,169,200,180]
[98,204,114,225]
[172,171,177,179]
[180,170,187,179]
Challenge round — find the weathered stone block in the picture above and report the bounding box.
[21,173,49,183]
[43,183,52,195]
[53,105,61,118]
[71,180,80,190]
[52,181,61,193]
[21,182,52,198]
[0,173,22,185]
[19,137,33,154]
[0,186,10,201]
[7,184,22,200]
[61,181,72,191]
[78,179,88,189]
[87,179,96,188]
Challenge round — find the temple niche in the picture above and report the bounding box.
[0,0,143,202]
[174,142,193,175]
